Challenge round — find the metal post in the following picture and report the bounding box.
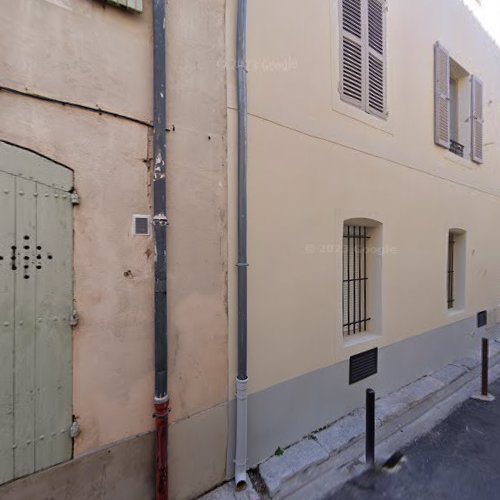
[366,388,375,467]
[472,338,495,402]
[482,337,488,396]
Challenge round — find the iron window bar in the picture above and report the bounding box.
[449,139,465,158]
[447,234,455,309]
[343,225,371,336]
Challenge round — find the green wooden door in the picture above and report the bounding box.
[0,142,73,484]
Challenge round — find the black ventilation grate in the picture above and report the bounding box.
[134,216,150,236]
[349,348,378,384]
[477,310,487,328]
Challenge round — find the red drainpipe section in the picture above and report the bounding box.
[155,399,169,499]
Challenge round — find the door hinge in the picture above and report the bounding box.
[69,310,80,327]
[71,191,80,205]
[69,419,81,439]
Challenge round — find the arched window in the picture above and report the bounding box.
[447,228,466,311]
[343,218,382,338]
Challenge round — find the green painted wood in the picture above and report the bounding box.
[0,145,73,485]
[0,172,15,484]
[35,185,73,470]
[13,177,37,478]
[106,0,143,12]
[0,142,72,192]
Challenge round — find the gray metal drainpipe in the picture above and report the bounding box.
[235,0,249,490]
[152,1,169,499]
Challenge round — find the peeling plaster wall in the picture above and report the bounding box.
[0,1,229,499]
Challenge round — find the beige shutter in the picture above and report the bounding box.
[366,0,386,116]
[434,42,450,148]
[340,0,364,108]
[471,75,484,164]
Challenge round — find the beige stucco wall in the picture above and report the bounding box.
[1,1,228,498]
[226,0,500,396]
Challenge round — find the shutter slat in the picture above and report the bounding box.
[341,0,363,107]
[368,0,384,55]
[471,75,484,164]
[366,0,385,116]
[434,42,450,148]
[367,52,385,114]
[342,0,362,38]
[342,37,363,104]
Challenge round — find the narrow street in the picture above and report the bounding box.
[329,378,500,500]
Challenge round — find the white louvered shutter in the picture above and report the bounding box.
[434,42,450,148]
[471,75,484,164]
[366,0,386,116]
[340,0,364,108]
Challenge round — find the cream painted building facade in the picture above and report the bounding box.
[0,0,500,499]
[226,0,500,486]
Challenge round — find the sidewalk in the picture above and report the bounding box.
[200,341,500,500]
[329,376,500,500]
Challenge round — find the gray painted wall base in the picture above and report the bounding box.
[227,316,500,477]
[266,344,500,498]
[0,432,155,500]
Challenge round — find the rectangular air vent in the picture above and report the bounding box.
[349,348,378,385]
[132,215,150,236]
[477,310,487,328]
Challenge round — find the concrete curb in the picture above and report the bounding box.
[199,482,261,500]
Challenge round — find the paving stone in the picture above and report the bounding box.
[454,356,481,370]
[376,376,444,426]
[259,439,329,497]
[315,409,364,456]
[199,481,260,500]
[489,340,500,357]
[430,363,467,385]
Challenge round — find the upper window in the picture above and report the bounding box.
[339,0,387,118]
[434,42,483,163]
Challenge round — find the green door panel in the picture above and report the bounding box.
[35,184,73,470]
[0,142,72,192]
[13,177,37,478]
[0,146,73,485]
[0,172,15,484]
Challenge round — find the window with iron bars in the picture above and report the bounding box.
[447,233,455,309]
[343,225,371,336]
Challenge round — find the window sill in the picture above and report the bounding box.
[332,98,394,136]
[444,150,474,169]
[343,332,381,349]
[447,308,465,319]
